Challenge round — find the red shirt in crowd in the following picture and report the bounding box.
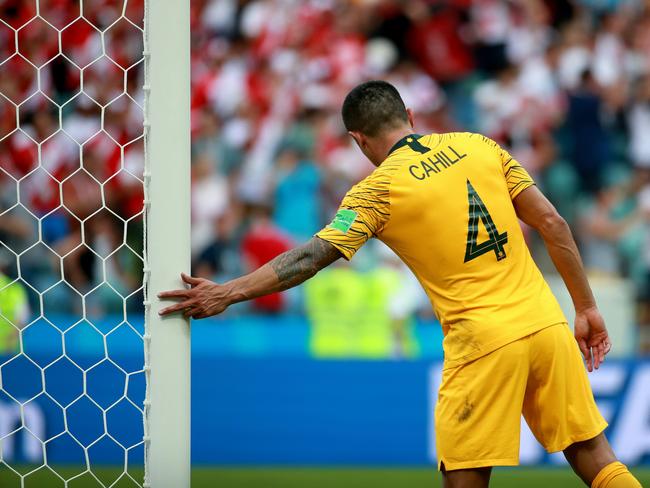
[241,221,293,313]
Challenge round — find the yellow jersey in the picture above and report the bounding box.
[316,132,567,368]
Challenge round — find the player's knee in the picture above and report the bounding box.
[565,432,613,456]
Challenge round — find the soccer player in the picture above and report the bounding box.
[159,81,641,488]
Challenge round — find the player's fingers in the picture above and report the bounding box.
[598,341,606,365]
[181,273,202,286]
[604,339,612,355]
[577,338,589,362]
[578,339,592,372]
[159,301,190,316]
[593,344,603,370]
[157,289,189,299]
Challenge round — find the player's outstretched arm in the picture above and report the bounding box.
[513,185,611,372]
[158,237,342,319]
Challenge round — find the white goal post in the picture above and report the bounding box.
[143,0,191,487]
[0,0,191,486]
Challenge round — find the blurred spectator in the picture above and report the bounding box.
[406,2,474,83]
[305,265,367,358]
[0,263,30,355]
[372,245,427,359]
[240,204,293,314]
[475,63,525,138]
[273,146,323,242]
[506,1,553,65]
[305,244,424,359]
[556,19,592,90]
[628,75,650,169]
[191,154,229,256]
[193,205,243,281]
[638,185,650,353]
[565,70,611,193]
[580,184,639,274]
[592,11,628,88]
[470,0,511,74]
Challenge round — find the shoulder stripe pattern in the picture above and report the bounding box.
[473,133,535,199]
[316,157,403,260]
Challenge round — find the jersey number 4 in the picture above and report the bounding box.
[464,180,508,262]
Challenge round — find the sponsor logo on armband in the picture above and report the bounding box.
[329,209,357,233]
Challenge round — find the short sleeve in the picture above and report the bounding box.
[316,173,391,261]
[483,136,536,200]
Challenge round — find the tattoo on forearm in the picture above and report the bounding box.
[270,237,341,290]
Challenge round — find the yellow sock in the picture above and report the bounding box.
[591,461,643,488]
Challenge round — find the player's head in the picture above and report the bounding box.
[342,80,414,166]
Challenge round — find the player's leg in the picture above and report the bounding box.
[440,463,491,488]
[564,433,641,487]
[563,433,615,485]
[523,324,641,487]
[435,339,530,484]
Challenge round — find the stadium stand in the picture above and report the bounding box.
[1,0,649,353]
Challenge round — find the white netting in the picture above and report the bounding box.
[0,1,146,486]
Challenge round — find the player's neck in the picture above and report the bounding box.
[378,127,415,164]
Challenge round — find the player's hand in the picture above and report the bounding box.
[158,273,230,319]
[574,306,611,372]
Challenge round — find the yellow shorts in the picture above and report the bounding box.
[435,323,607,471]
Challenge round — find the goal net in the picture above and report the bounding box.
[0,1,152,486]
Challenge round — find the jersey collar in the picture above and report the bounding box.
[387,133,424,156]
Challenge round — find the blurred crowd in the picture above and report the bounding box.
[1,0,650,353]
[0,0,147,341]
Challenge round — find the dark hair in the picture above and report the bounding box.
[341,80,408,137]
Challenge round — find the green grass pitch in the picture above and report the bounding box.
[1,467,649,487]
[200,467,650,487]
